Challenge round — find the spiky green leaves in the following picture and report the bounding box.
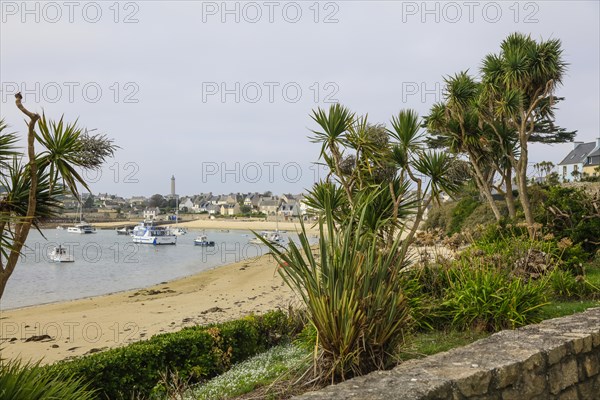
[36,114,118,198]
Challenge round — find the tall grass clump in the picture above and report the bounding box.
[259,201,412,382]
[441,261,549,331]
[258,104,461,383]
[0,358,96,400]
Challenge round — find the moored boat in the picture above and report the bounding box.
[131,221,177,245]
[249,231,284,245]
[171,227,188,236]
[116,227,131,235]
[67,222,96,234]
[68,202,96,233]
[194,235,215,247]
[48,245,75,263]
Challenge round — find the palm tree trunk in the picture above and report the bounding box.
[504,168,517,219]
[515,131,535,236]
[0,94,40,300]
[468,153,502,221]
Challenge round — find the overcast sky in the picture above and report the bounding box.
[1,1,598,197]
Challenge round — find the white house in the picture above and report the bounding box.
[557,140,599,182]
[179,197,194,211]
[244,193,262,211]
[298,197,315,216]
[143,206,160,220]
[278,202,300,217]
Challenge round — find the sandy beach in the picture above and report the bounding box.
[0,252,299,365]
[93,218,319,234]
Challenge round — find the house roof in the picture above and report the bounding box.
[586,148,600,166]
[260,200,279,207]
[558,142,596,166]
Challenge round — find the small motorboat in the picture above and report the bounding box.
[249,231,285,245]
[194,235,215,247]
[116,227,131,235]
[48,245,74,263]
[56,225,64,230]
[171,227,188,236]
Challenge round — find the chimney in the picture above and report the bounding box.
[573,141,583,150]
[596,137,600,149]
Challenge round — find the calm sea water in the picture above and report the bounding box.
[0,228,298,310]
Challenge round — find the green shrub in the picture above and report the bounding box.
[533,185,600,255]
[462,201,507,230]
[0,358,96,400]
[423,202,453,232]
[440,263,549,331]
[43,310,298,400]
[550,269,589,299]
[424,198,506,237]
[447,197,481,235]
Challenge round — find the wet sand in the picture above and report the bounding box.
[0,252,298,365]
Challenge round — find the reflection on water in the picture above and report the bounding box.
[0,229,292,310]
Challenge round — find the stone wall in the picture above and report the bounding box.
[562,182,600,197]
[293,308,600,400]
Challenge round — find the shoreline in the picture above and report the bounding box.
[0,251,298,365]
[0,261,228,313]
[94,218,319,233]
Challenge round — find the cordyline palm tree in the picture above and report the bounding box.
[309,105,461,250]
[0,94,117,300]
[424,71,512,221]
[478,32,567,234]
[260,104,460,382]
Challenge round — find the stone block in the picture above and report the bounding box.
[495,363,521,389]
[577,379,597,400]
[557,386,578,400]
[581,353,599,378]
[548,357,579,394]
[455,370,492,397]
[547,343,569,365]
[501,373,546,400]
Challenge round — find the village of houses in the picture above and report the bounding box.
[58,191,311,222]
[54,137,600,223]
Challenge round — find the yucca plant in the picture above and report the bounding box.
[0,357,96,400]
[257,192,412,383]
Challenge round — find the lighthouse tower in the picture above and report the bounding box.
[170,175,176,198]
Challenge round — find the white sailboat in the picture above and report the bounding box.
[249,231,284,245]
[249,213,285,245]
[169,194,187,235]
[67,203,96,234]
